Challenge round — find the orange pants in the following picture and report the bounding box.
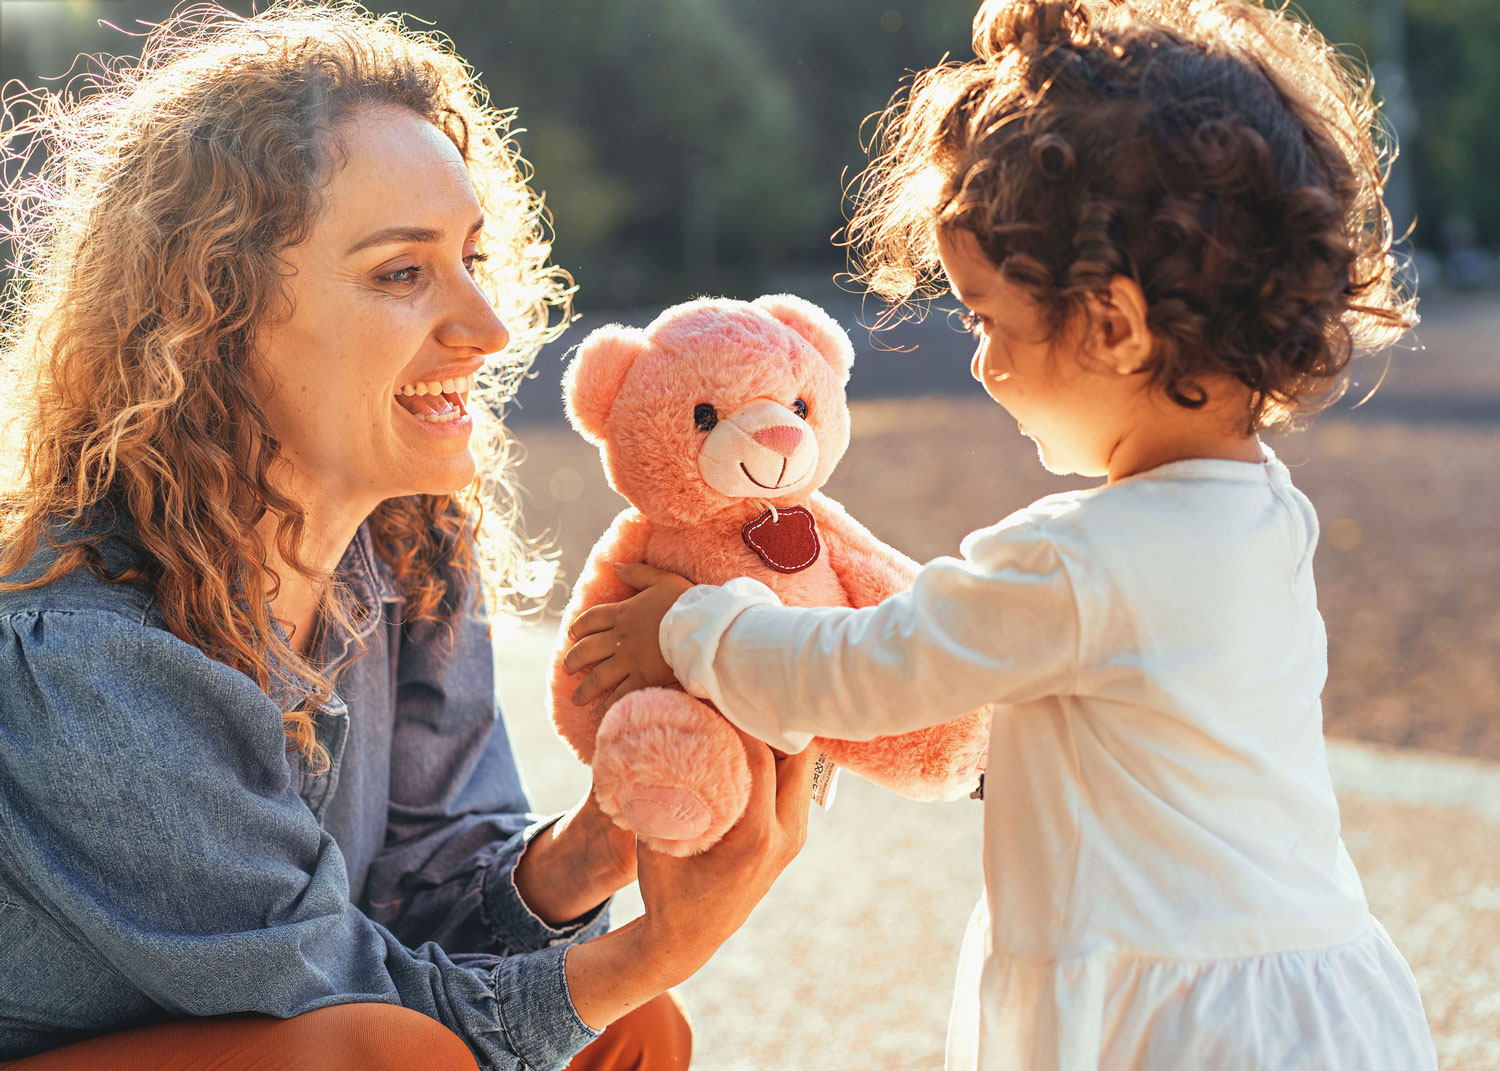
[1,993,692,1071]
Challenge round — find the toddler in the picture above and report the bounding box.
[564,1,1438,1067]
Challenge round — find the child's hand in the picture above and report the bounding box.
[563,562,695,708]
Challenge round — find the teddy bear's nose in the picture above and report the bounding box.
[752,424,803,458]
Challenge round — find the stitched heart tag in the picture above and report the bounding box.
[742,506,820,574]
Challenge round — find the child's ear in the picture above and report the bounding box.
[564,326,649,442]
[754,293,855,385]
[1095,277,1154,375]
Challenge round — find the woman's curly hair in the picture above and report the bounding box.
[848,0,1416,429]
[0,1,571,769]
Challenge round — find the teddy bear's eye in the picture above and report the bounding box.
[693,403,719,432]
[792,398,808,420]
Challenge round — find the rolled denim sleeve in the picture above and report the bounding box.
[363,603,610,959]
[0,609,599,1071]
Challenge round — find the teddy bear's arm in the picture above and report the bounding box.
[807,491,992,801]
[807,491,920,609]
[548,508,655,762]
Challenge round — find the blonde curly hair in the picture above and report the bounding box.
[0,1,571,768]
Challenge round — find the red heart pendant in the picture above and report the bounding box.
[742,506,820,574]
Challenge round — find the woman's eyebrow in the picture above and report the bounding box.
[345,217,485,256]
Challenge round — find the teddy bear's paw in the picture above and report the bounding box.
[613,783,713,843]
[592,688,752,856]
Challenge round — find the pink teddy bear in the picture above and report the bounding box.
[549,295,989,856]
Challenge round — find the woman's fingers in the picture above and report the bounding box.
[733,729,778,821]
[771,747,815,848]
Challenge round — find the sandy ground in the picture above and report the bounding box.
[490,295,1500,1067]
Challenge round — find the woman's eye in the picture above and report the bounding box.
[693,403,719,432]
[463,252,488,275]
[791,398,808,420]
[382,265,421,285]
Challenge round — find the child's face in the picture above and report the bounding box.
[937,228,1136,479]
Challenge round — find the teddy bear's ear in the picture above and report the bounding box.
[753,293,855,385]
[563,325,649,442]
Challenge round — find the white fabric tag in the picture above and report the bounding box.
[810,750,839,810]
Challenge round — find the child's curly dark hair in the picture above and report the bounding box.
[848,0,1415,430]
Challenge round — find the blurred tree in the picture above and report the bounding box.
[1,0,1496,307]
[426,0,829,306]
[1300,0,1500,258]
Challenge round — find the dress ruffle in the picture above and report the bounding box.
[949,899,1435,1071]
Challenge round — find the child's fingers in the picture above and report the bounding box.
[563,632,617,675]
[567,603,617,640]
[605,674,650,711]
[612,561,688,590]
[571,657,629,706]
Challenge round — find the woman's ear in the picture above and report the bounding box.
[563,326,649,442]
[1093,276,1154,375]
[753,294,855,385]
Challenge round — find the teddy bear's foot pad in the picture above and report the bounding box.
[615,784,712,842]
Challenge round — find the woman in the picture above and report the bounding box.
[0,4,811,1070]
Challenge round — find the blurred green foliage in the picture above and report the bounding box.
[2,0,1495,306]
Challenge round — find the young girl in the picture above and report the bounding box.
[563,0,1439,1067]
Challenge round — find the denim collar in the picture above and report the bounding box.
[317,522,400,668]
[260,520,401,713]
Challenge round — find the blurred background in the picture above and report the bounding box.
[4,1,1499,1067]
[4,0,1499,304]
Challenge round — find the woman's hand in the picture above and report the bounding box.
[633,729,812,971]
[563,562,695,708]
[563,730,813,1030]
[512,787,637,927]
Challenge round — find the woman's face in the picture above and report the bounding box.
[252,104,509,517]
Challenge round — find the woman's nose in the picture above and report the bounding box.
[439,275,510,355]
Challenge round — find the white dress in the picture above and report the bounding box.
[661,450,1437,1070]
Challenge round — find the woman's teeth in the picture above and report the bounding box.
[393,372,476,423]
[396,372,477,397]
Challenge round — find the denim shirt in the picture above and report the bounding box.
[0,522,606,1069]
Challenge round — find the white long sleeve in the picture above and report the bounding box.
[659,518,1079,754]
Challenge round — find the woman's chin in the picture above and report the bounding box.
[385,452,477,501]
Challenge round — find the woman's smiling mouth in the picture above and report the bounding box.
[394,371,476,425]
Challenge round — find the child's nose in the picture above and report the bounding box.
[752,424,803,458]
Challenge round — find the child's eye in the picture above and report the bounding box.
[693,403,719,431]
[791,398,808,420]
[957,308,988,337]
